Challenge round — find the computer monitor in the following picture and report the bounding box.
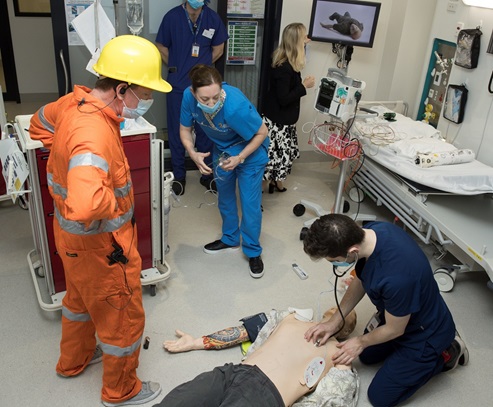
[308,0,381,48]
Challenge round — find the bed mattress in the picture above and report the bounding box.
[354,108,493,195]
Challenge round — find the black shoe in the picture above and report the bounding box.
[442,333,469,372]
[249,256,264,278]
[172,179,186,196]
[268,181,287,194]
[203,240,240,254]
[200,177,217,192]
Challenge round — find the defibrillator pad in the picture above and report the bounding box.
[304,357,326,388]
[288,307,314,322]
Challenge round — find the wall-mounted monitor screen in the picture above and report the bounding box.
[308,0,381,48]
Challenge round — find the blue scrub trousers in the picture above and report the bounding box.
[215,160,264,258]
[360,315,446,406]
[167,91,213,181]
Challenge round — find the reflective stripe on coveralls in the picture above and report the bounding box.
[62,306,143,357]
[47,153,134,235]
[37,106,55,133]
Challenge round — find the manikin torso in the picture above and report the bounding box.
[243,314,350,406]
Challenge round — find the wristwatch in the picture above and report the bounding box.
[238,153,245,164]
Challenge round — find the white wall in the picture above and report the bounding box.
[428,0,493,166]
[281,0,437,150]
[11,0,492,165]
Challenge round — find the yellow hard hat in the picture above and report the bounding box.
[93,35,172,93]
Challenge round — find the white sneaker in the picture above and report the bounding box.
[102,381,162,406]
[57,345,103,378]
[443,333,469,372]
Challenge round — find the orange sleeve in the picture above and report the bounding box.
[29,99,66,150]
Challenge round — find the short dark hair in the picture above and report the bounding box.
[303,214,365,260]
[94,76,127,92]
[189,64,222,92]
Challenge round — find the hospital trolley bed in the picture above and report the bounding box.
[351,102,493,292]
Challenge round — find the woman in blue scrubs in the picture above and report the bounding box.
[302,214,469,406]
[180,64,269,278]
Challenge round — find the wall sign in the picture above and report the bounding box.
[226,21,258,65]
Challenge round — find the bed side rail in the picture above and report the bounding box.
[359,100,409,117]
[353,162,452,247]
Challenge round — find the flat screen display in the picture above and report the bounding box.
[308,0,381,48]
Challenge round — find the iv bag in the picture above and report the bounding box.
[126,0,144,35]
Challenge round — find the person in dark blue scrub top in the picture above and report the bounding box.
[156,0,228,196]
[180,65,269,278]
[302,214,469,407]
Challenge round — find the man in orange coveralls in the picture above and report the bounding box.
[29,35,171,407]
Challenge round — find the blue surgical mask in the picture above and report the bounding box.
[197,99,221,115]
[187,0,204,10]
[330,260,352,268]
[122,88,154,119]
[330,252,358,274]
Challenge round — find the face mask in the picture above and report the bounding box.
[122,89,154,119]
[197,99,221,115]
[330,260,352,268]
[330,252,358,274]
[187,0,204,10]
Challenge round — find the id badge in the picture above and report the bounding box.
[365,311,381,332]
[191,44,200,58]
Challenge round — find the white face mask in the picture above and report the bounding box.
[122,88,153,119]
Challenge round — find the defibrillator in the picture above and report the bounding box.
[314,68,366,122]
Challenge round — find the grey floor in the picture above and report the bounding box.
[1,100,492,406]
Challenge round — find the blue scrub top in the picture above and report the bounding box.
[180,83,269,165]
[156,4,229,92]
[356,222,455,354]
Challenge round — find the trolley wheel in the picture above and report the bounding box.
[343,199,350,213]
[35,266,45,278]
[293,203,306,217]
[150,284,157,297]
[433,268,455,292]
[299,227,309,241]
[17,195,28,210]
[349,186,365,203]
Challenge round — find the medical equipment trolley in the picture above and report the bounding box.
[15,115,173,311]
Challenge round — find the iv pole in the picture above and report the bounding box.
[114,1,119,35]
[94,0,100,51]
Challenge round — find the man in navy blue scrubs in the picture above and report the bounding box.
[156,0,228,195]
[303,214,469,407]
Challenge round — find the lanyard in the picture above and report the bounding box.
[183,4,203,40]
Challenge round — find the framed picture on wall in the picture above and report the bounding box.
[14,0,51,17]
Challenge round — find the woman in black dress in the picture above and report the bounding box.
[262,23,315,193]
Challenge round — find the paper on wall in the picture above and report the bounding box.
[71,2,115,75]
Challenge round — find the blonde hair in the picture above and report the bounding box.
[272,23,306,72]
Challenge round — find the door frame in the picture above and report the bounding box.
[0,1,21,102]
